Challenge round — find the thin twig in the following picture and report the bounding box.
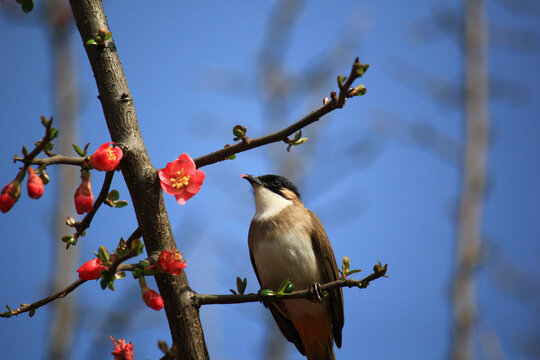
[14,154,85,166]
[194,267,387,307]
[15,59,367,171]
[107,228,145,275]
[193,58,367,168]
[18,118,55,166]
[1,279,87,318]
[2,228,144,318]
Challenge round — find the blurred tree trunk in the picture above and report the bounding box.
[46,1,80,360]
[452,0,489,359]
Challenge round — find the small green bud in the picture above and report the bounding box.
[260,289,275,297]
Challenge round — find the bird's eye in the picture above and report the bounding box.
[271,179,281,187]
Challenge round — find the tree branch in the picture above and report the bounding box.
[68,1,210,358]
[193,57,367,169]
[14,154,85,167]
[194,267,387,307]
[1,279,87,318]
[14,59,368,171]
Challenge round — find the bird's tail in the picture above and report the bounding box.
[304,335,335,360]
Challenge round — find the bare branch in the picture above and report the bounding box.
[193,58,367,169]
[14,154,85,166]
[194,266,387,307]
[1,279,87,318]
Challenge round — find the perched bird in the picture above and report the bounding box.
[242,174,344,360]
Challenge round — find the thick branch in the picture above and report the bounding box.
[195,268,387,306]
[193,57,367,168]
[68,1,209,358]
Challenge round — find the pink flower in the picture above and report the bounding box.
[158,153,205,205]
[110,336,134,360]
[156,249,187,275]
[27,167,44,199]
[90,142,123,172]
[77,258,107,280]
[0,177,22,213]
[74,170,94,214]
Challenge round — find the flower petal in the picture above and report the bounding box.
[177,153,196,173]
[185,170,206,194]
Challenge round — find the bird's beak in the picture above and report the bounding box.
[241,174,264,187]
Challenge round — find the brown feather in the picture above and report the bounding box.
[248,199,344,359]
[308,210,344,348]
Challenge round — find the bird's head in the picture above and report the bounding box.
[242,174,301,218]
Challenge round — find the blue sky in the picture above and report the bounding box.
[1,1,539,359]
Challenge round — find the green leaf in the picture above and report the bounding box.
[347,269,362,276]
[132,239,144,255]
[40,116,50,127]
[113,200,128,208]
[354,63,370,77]
[21,146,28,157]
[132,268,143,279]
[86,39,98,45]
[83,143,91,154]
[61,236,74,243]
[43,142,54,153]
[232,125,246,138]
[97,246,111,264]
[72,144,85,156]
[104,32,112,40]
[107,190,120,201]
[227,154,236,160]
[260,289,275,297]
[294,137,308,145]
[229,289,238,295]
[236,277,247,295]
[277,278,294,295]
[49,128,59,140]
[353,84,367,96]
[29,309,35,317]
[39,169,50,184]
[337,74,344,88]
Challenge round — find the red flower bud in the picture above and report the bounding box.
[90,142,123,172]
[110,336,134,360]
[156,249,187,275]
[27,167,44,199]
[139,277,164,311]
[0,177,22,213]
[74,170,94,214]
[142,289,164,311]
[77,258,107,280]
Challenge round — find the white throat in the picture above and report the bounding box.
[253,186,292,220]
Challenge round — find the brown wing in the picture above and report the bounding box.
[308,210,345,348]
[248,222,306,355]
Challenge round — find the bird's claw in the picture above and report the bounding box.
[309,283,323,303]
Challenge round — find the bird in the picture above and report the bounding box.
[242,173,344,360]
